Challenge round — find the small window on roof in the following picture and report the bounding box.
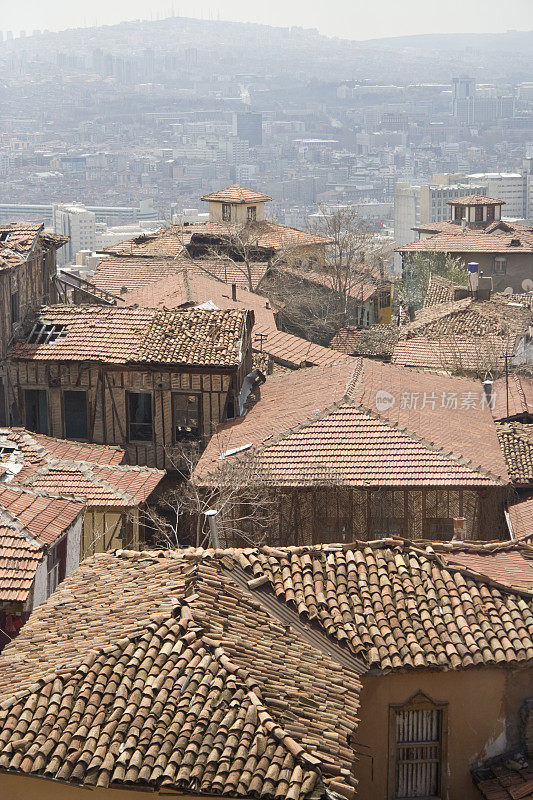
[28,321,68,345]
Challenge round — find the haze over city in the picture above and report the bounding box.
[3,0,533,39]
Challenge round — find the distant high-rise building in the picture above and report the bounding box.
[52,204,96,266]
[233,112,263,146]
[452,75,475,122]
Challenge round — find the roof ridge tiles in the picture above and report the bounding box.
[0,506,41,550]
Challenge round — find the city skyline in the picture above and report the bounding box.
[2,0,533,40]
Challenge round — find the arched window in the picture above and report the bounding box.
[388,691,448,799]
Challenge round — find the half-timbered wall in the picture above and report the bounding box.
[8,361,239,470]
[0,243,57,423]
[220,485,508,546]
[81,507,139,560]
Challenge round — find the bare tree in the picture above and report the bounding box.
[310,206,393,315]
[142,438,278,550]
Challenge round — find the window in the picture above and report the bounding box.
[173,393,200,442]
[493,257,507,275]
[222,203,231,222]
[389,693,447,800]
[64,390,88,440]
[128,392,153,442]
[28,321,68,345]
[24,389,48,435]
[423,518,454,541]
[379,290,391,309]
[10,291,19,324]
[48,559,59,596]
[247,205,257,221]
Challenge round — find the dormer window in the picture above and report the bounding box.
[247,206,257,221]
[222,203,231,222]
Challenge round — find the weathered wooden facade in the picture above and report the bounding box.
[7,306,254,470]
[0,224,65,425]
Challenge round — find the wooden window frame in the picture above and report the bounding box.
[63,389,89,442]
[247,205,257,221]
[24,388,48,435]
[222,203,232,222]
[492,256,507,275]
[127,391,154,444]
[423,518,454,541]
[172,392,201,443]
[388,692,448,800]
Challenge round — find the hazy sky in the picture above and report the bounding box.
[2,0,533,40]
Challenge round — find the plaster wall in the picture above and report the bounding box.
[355,665,532,800]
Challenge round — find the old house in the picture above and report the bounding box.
[256,262,393,340]
[105,186,331,275]
[0,540,531,800]
[0,223,67,425]
[88,256,278,328]
[397,195,533,294]
[391,293,533,377]
[7,306,254,469]
[0,428,163,558]
[194,358,511,544]
[0,485,84,651]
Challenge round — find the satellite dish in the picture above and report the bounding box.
[522,278,533,291]
[503,286,513,294]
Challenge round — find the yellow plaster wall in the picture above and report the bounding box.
[355,665,532,800]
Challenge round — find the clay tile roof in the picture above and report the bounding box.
[423,274,469,307]
[253,325,354,369]
[497,423,533,486]
[235,539,533,671]
[194,358,509,486]
[397,222,533,255]
[491,376,533,421]
[329,325,400,358]
[93,263,276,327]
[391,297,532,373]
[9,305,250,368]
[447,194,506,205]
[0,223,44,270]
[0,551,361,800]
[0,428,163,507]
[201,185,272,203]
[0,486,84,603]
[509,497,533,542]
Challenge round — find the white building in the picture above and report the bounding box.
[466,173,526,218]
[52,204,96,266]
[393,181,486,270]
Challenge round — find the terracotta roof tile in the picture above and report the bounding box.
[0,551,361,799]
[497,423,533,486]
[398,220,533,254]
[0,428,163,507]
[0,223,43,270]
[447,194,506,205]
[234,539,533,670]
[253,325,354,369]
[0,486,84,603]
[201,185,272,203]
[509,497,533,542]
[329,325,400,357]
[491,376,533,421]
[195,359,509,486]
[9,305,250,368]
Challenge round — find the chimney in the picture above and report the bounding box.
[477,273,492,301]
[231,283,237,301]
[452,517,465,540]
